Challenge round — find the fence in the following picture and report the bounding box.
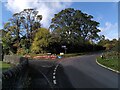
[2,57,29,89]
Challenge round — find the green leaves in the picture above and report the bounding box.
[2,9,43,55]
[2,8,105,55]
[31,28,50,54]
[50,8,101,45]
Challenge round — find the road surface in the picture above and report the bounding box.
[28,54,119,89]
[55,54,119,88]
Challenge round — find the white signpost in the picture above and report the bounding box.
[61,45,67,54]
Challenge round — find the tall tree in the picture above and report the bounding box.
[50,8,101,46]
[20,9,42,44]
[31,28,50,54]
[2,29,17,54]
[9,13,21,42]
[2,9,42,54]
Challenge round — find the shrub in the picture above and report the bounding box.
[17,48,26,55]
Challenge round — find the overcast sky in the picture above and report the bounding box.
[0,0,119,40]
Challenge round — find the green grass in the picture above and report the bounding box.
[97,56,120,72]
[0,61,11,71]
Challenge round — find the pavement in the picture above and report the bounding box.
[28,54,119,89]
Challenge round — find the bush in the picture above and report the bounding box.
[102,51,119,60]
[17,48,26,55]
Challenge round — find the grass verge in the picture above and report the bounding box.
[0,61,11,71]
[63,53,84,58]
[97,56,119,72]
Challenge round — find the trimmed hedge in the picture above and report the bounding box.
[2,57,29,89]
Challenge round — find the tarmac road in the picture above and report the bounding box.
[55,54,119,88]
[28,54,119,89]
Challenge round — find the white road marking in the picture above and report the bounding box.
[54,67,57,70]
[53,76,55,79]
[53,72,56,75]
[54,69,56,72]
[53,80,57,84]
[52,63,60,85]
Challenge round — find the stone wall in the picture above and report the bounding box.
[3,55,27,65]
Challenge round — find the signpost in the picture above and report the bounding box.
[61,45,67,54]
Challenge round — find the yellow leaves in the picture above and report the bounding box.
[31,28,50,53]
[6,32,11,36]
[17,48,26,55]
[13,41,20,47]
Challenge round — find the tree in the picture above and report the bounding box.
[2,29,17,54]
[50,8,101,46]
[31,28,50,54]
[2,21,22,54]
[2,9,42,55]
[98,38,119,51]
[9,13,21,42]
[20,9,42,44]
[49,8,101,53]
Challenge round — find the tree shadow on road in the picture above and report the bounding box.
[55,64,74,88]
[27,66,53,89]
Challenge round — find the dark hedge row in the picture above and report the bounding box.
[47,43,106,54]
[2,57,29,89]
